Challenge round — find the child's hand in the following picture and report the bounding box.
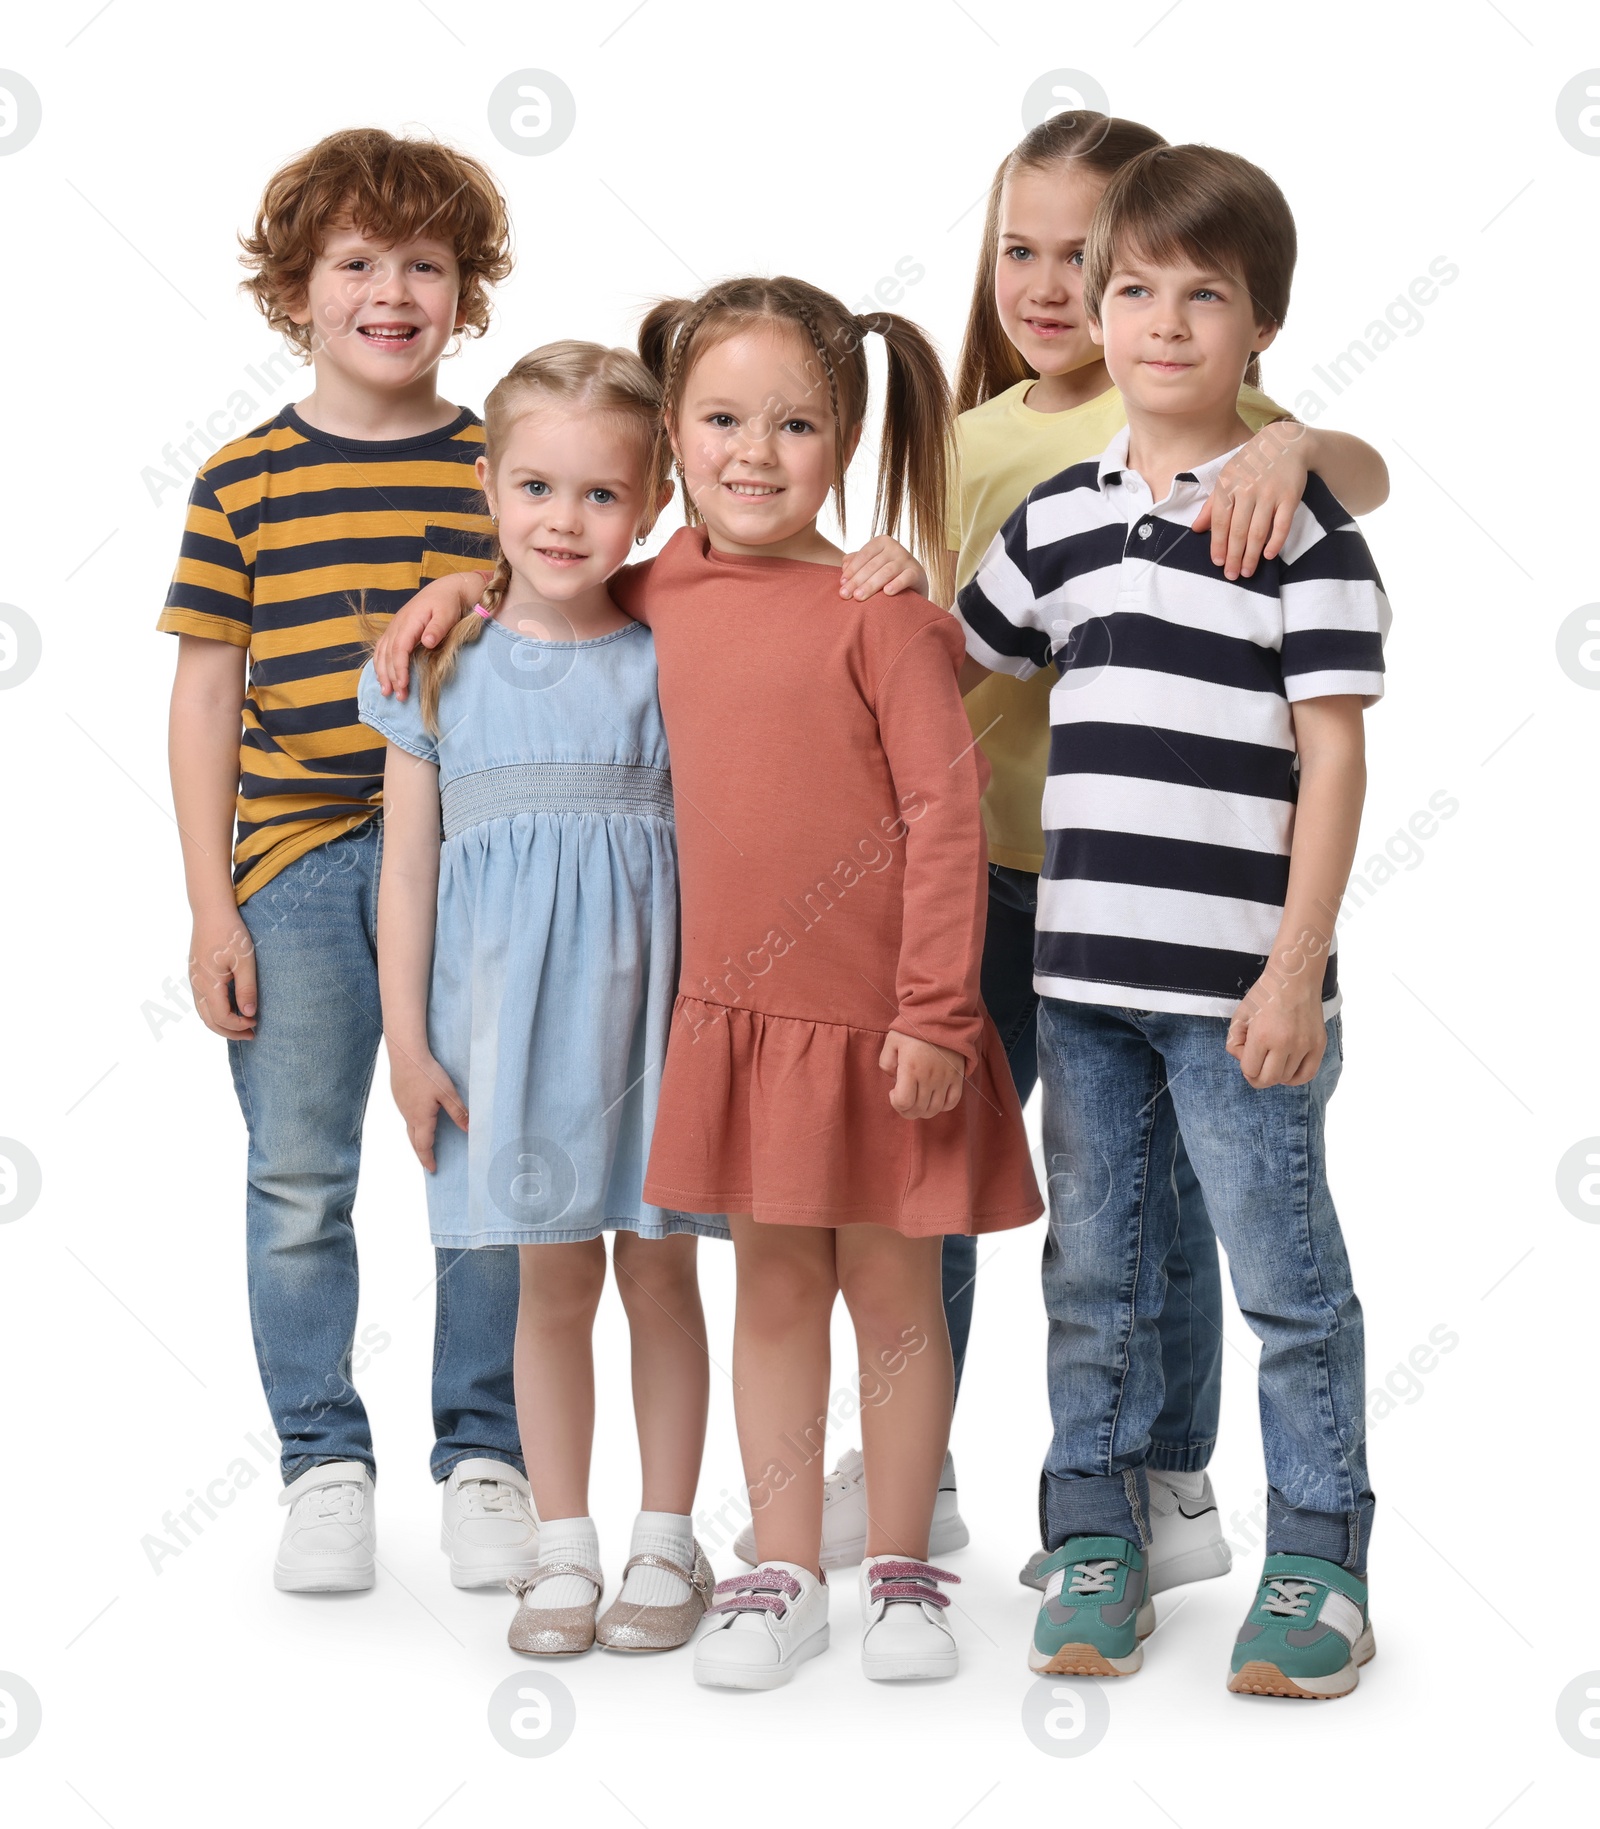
[879,1031,965,1118]
[1226,966,1327,1090]
[840,536,928,601]
[1192,420,1307,580]
[389,1045,469,1172]
[188,907,257,1039]
[374,571,489,699]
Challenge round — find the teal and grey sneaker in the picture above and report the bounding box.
[1028,1535,1155,1677]
[1229,1554,1375,1699]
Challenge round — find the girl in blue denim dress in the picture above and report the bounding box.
[359,343,726,1659]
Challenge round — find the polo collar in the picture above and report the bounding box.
[1096,427,1249,500]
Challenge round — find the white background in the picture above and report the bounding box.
[2,1,1596,1822]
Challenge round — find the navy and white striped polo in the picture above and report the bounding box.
[956,426,1390,1018]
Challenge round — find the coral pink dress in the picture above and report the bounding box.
[615,528,1041,1238]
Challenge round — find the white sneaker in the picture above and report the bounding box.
[440,1458,539,1588]
[858,1557,960,1681]
[733,1447,970,1570]
[1145,1469,1231,1594]
[693,1561,830,1690]
[1017,1470,1233,1595]
[274,1461,375,1593]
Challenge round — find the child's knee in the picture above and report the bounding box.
[837,1259,929,1345]
[614,1233,700,1310]
[518,1241,606,1320]
[753,1253,837,1331]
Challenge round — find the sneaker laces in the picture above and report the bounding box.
[1261,1577,1319,1618]
[299,1482,362,1524]
[866,1559,960,1609]
[457,1476,519,1518]
[707,1567,801,1619]
[1068,1559,1119,1597]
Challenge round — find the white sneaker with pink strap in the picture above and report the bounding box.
[692,1561,830,1690]
[857,1557,960,1680]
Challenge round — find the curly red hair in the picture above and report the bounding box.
[239,127,513,357]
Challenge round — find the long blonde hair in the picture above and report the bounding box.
[416,340,666,734]
[639,274,954,605]
[953,111,1167,415]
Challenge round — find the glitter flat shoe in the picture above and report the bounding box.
[507,1559,603,1656]
[595,1543,714,1652]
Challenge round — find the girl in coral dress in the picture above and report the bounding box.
[376,279,1041,1691]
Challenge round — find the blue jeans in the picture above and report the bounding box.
[943,868,1224,1472]
[1037,998,1374,1572]
[227,820,523,1485]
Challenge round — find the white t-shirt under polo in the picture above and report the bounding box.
[955,427,1391,1019]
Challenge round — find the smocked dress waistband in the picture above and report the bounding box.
[440,762,675,841]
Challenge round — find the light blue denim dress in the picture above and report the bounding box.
[358,618,726,1248]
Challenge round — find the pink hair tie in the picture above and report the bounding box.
[472,602,493,620]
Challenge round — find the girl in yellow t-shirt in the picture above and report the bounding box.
[832,110,1391,1598]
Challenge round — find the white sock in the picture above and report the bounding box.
[617,1511,695,1609]
[528,1516,600,1610]
[1154,1468,1206,1501]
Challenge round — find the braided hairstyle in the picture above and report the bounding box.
[414,339,666,735]
[639,275,953,605]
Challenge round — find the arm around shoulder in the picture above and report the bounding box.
[374,569,486,699]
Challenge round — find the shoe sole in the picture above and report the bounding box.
[449,1560,538,1589]
[441,1526,538,1589]
[1228,1624,1376,1699]
[694,1624,830,1690]
[1027,1599,1156,1678]
[1030,1643,1141,1677]
[274,1564,374,1593]
[863,1649,959,1681]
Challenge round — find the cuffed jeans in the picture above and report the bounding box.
[227,819,523,1485]
[943,867,1225,1474]
[1037,998,1374,1573]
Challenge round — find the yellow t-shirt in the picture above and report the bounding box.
[948,379,1285,872]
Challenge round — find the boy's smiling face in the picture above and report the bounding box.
[1091,245,1277,423]
[290,220,465,393]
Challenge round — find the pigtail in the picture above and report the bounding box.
[861,312,954,607]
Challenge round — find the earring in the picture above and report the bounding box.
[635,534,647,546]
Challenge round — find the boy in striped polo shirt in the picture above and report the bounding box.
[956,145,1389,1698]
[159,130,538,1594]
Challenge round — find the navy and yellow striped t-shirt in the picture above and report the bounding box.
[159,404,493,901]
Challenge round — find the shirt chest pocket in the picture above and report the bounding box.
[420,519,496,586]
